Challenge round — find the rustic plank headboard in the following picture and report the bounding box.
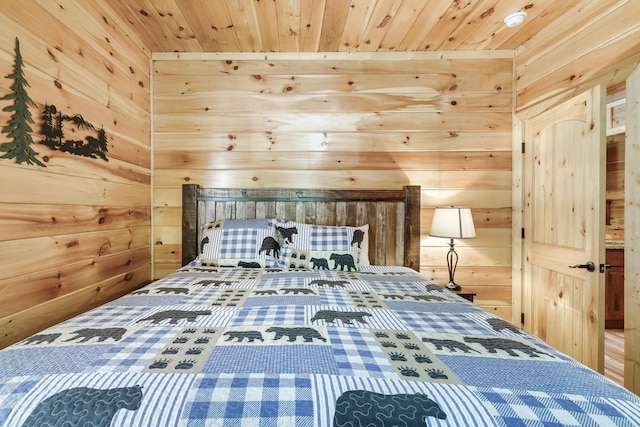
[182,185,421,270]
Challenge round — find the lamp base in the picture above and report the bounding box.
[445,282,461,291]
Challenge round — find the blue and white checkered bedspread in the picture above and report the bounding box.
[0,266,638,426]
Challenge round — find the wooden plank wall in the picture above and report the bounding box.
[152,51,514,320]
[0,2,151,348]
[515,0,640,115]
[605,85,626,240]
[606,133,625,239]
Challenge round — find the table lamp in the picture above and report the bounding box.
[429,206,476,291]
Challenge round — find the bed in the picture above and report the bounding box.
[0,184,638,426]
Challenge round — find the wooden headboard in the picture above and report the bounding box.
[182,185,421,270]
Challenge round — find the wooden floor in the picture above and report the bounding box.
[604,329,624,386]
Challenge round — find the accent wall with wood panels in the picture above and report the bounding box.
[152,51,514,320]
[0,2,152,348]
[515,0,640,116]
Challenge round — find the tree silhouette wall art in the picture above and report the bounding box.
[0,37,45,167]
[0,37,109,166]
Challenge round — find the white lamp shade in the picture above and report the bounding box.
[429,206,476,239]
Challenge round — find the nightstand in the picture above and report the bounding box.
[454,292,476,303]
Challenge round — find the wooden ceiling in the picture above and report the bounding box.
[102,0,585,53]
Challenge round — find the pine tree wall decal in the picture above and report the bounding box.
[0,37,46,167]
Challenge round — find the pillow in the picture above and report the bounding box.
[276,221,369,270]
[197,219,283,269]
[280,248,361,271]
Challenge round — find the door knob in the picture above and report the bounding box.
[569,262,595,272]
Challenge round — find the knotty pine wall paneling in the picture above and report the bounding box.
[606,133,625,238]
[152,51,513,319]
[515,0,640,115]
[0,2,151,348]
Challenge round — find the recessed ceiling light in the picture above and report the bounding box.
[504,11,527,28]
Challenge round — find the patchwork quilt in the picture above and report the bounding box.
[0,265,638,426]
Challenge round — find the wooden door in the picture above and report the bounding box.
[522,86,606,372]
[625,61,640,395]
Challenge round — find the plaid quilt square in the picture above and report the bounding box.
[401,311,492,335]
[452,357,632,396]
[327,327,396,379]
[219,229,263,258]
[310,226,350,251]
[477,388,640,426]
[0,377,38,426]
[182,374,314,425]
[242,295,321,308]
[319,289,354,306]
[0,377,40,426]
[0,346,110,377]
[91,326,182,373]
[231,305,308,326]
[362,279,426,294]
[382,299,448,314]
[57,304,147,327]
[250,274,312,289]
[203,345,339,375]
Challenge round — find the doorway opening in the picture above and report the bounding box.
[603,83,626,386]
